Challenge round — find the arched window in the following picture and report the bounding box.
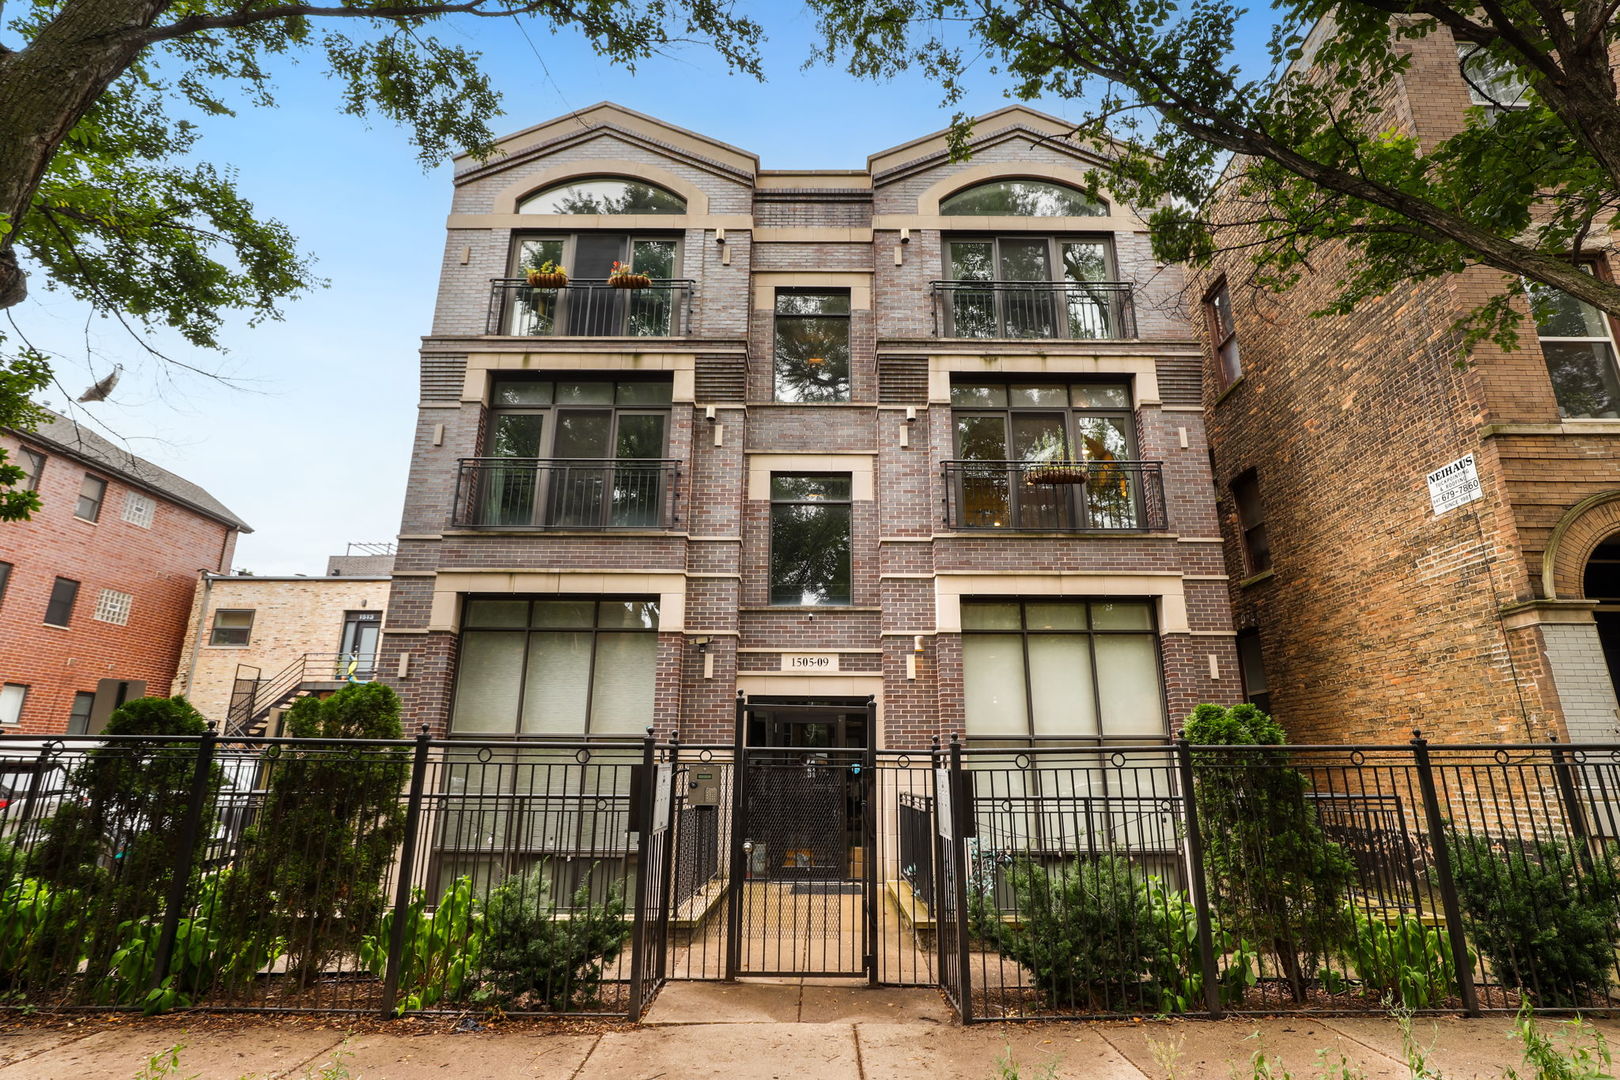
[939,178,1105,216]
[518,177,686,214]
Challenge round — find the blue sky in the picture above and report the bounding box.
[15,1,1273,574]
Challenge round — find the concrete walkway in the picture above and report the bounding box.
[0,983,1611,1079]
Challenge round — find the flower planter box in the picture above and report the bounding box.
[1025,466,1090,485]
[526,271,568,287]
[609,274,652,289]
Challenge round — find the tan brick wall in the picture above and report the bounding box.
[173,576,390,722]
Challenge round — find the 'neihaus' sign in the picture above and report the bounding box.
[1426,453,1483,516]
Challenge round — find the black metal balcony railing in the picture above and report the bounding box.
[453,458,680,530]
[486,278,694,337]
[942,459,1167,532]
[931,280,1137,340]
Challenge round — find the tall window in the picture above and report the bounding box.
[75,474,106,522]
[1205,279,1242,389]
[774,290,851,402]
[0,684,24,726]
[770,475,852,606]
[961,599,1166,743]
[18,447,44,491]
[479,376,672,528]
[210,609,255,645]
[943,237,1119,339]
[67,691,96,735]
[451,597,659,736]
[1237,630,1271,714]
[0,561,10,607]
[1525,272,1620,419]
[1232,471,1271,575]
[507,235,680,336]
[950,380,1139,529]
[44,578,79,626]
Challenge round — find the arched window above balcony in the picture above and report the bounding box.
[939,178,1105,216]
[517,177,687,214]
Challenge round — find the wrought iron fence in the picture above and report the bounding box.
[452,458,680,530]
[931,280,1137,340]
[485,278,693,337]
[941,459,1168,532]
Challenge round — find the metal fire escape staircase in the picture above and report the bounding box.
[224,654,368,736]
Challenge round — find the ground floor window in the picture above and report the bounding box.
[960,598,1166,743]
[451,597,659,736]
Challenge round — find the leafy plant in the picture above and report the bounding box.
[26,696,221,996]
[475,864,629,1011]
[1447,834,1620,1007]
[0,875,86,995]
[1505,1003,1615,1080]
[132,1044,197,1080]
[360,875,483,1012]
[223,683,409,987]
[1183,703,1355,1001]
[1142,875,1257,1012]
[991,1047,1059,1080]
[1337,907,1465,1010]
[985,854,1176,1012]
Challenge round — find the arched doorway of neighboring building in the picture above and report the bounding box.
[1584,535,1620,699]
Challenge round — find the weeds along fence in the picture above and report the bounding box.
[935,736,1620,1022]
[0,729,675,1019]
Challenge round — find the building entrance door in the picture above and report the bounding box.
[728,696,876,980]
[337,611,381,678]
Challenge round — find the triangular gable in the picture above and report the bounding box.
[455,102,758,185]
[868,105,1115,183]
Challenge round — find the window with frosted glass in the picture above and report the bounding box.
[960,598,1165,742]
[451,597,659,735]
[1525,272,1620,419]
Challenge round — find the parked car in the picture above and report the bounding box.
[0,741,81,843]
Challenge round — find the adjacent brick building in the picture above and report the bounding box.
[1191,29,1620,744]
[379,103,1239,751]
[0,410,249,734]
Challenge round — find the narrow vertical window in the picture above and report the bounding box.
[19,448,44,491]
[1237,629,1271,714]
[0,561,11,607]
[774,290,851,402]
[44,577,79,626]
[1525,270,1620,419]
[67,691,96,734]
[0,684,25,725]
[1231,471,1271,575]
[75,474,106,521]
[1205,279,1242,390]
[770,474,852,605]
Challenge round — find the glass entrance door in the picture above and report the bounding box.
[338,611,381,678]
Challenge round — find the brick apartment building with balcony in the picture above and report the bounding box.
[0,410,250,734]
[379,103,1240,752]
[1191,30,1620,744]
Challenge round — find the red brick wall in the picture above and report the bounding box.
[0,432,238,734]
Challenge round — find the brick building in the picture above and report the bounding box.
[0,410,249,734]
[378,103,1239,751]
[172,554,392,731]
[1190,29,1620,744]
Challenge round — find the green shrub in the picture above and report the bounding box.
[985,854,1175,1011]
[1448,833,1620,1006]
[1184,702,1355,1001]
[0,875,86,995]
[223,683,408,987]
[476,865,629,1011]
[1334,906,1464,1009]
[1142,875,1258,1012]
[26,696,220,993]
[360,875,483,1012]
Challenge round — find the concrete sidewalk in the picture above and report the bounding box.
[0,983,1609,1080]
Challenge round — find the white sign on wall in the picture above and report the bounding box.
[781,653,839,672]
[1426,453,1483,516]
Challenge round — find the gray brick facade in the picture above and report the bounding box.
[379,103,1240,749]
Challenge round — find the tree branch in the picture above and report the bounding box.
[137,0,561,45]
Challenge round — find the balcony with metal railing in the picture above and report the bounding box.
[453,458,680,530]
[930,280,1137,340]
[485,278,695,337]
[941,459,1167,532]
